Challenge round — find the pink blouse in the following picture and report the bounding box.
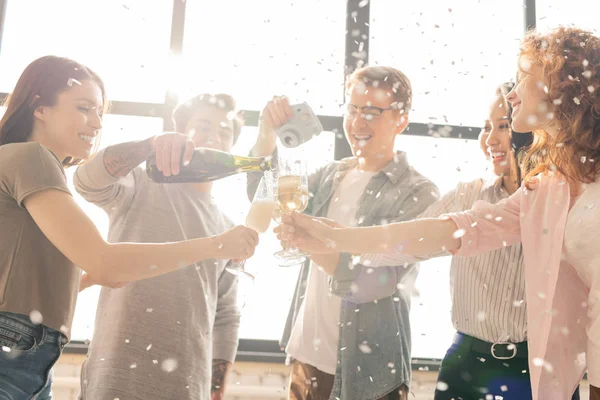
[447,173,588,400]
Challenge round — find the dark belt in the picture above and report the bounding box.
[453,332,528,360]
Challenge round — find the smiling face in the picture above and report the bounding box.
[484,95,514,178]
[343,83,408,161]
[506,60,556,137]
[185,106,235,153]
[32,79,104,161]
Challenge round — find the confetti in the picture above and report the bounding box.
[29,310,43,325]
[161,358,178,372]
[358,343,372,354]
[452,229,466,239]
[67,78,82,87]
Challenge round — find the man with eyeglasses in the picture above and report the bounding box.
[248,66,439,400]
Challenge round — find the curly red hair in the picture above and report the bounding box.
[519,27,600,185]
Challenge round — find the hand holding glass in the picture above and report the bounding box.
[225,175,276,280]
[273,159,310,266]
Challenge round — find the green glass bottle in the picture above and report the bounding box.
[146,148,272,183]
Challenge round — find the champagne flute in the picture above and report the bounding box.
[273,159,310,267]
[225,175,276,280]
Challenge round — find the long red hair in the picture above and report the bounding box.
[518,27,600,186]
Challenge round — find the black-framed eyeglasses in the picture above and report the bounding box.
[344,104,398,121]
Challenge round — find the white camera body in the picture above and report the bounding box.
[276,102,324,148]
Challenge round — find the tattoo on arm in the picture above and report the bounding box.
[103,137,155,178]
[211,359,232,394]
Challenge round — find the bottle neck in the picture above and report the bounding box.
[234,156,271,172]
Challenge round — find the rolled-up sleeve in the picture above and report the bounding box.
[73,149,138,211]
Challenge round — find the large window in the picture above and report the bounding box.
[370,0,524,127]
[180,0,346,115]
[395,134,493,358]
[1,0,540,362]
[0,0,173,102]
[536,0,600,33]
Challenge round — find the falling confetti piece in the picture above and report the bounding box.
[29,310,43,325]
[146,344,152,351]
[527,115,538,125]
[573,97,581,105]
[477,311,486,321]
[130,363,137,369]
[67,78,82,87]
[533,358,544,367]
[358,343,372,354]
[452,229,466,239]
[162,358,178,372]
[2,346,10,353]
[436,382,449,391]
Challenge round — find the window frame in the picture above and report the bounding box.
[0,0,537,368]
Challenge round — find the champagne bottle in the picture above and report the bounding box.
[146,148,271,183]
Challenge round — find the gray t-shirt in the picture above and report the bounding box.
[0,142,78,337]
[75,149,239,400]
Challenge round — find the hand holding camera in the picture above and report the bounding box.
[252,96,323,157]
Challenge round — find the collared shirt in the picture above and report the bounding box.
[250,150,440,400]
[361,178,527,343]
[447,174,586,400]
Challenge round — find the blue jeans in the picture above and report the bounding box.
[0,312,67,400]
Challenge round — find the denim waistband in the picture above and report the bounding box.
[0,312,68,347]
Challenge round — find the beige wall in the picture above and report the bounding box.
[53,354,590,400]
